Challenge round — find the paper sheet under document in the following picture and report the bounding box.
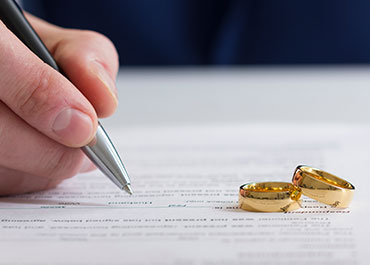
[0,123,369,264]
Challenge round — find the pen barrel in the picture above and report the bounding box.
[82,123,131,189]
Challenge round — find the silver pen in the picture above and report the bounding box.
[83,123,132,194]
[0,0,132,194]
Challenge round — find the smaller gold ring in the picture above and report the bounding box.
[292,165,355,208]
[239,182,302,212]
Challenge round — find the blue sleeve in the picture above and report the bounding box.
[23,0,370,66]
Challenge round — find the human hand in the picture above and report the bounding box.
[0,14,119,195]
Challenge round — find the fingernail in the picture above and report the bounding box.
[52,108,94,146]
[90,61,118,102]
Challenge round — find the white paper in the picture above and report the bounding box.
[0,123,368,265]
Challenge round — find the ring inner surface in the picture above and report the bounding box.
[299,166,354,190]
[241,182,299,200]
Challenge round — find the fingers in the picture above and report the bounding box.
[0,159,96,196]
[27,14,119,118]
[0,167,63,196]
[0,102,83,178]
[0,101,92,195]
[0,13,116,195]
[0,20,98,147]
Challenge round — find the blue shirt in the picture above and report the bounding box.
[24,0,370,66]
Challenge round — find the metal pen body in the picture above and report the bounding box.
[82,123,132,194]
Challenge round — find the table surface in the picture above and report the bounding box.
[103,66,370,128]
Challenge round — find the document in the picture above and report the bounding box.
[0,123,368,264]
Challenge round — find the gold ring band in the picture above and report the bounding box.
[239,182,302,212]
[292,165,355,208]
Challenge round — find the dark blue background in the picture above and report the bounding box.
[24,0,370,66]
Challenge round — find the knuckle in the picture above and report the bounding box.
[81,30,111,45]
[15,67,56,116]
[80,30,119,63]
[42,148,82,179]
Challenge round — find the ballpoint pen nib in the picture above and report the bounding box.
[123,184,133,195]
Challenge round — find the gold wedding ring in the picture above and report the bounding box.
[292,165,355,208]
[239,182,302,212]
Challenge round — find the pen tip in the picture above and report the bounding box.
[123,184,133,195]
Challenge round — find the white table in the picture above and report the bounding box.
[104,66,370,127]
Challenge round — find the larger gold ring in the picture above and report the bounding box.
[292,165,355,208]
[239,182,302,212]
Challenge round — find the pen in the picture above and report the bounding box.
[0,0,132,195]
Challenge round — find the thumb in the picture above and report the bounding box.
[0,20,98,147]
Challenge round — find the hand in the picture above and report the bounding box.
[0,14,119,195]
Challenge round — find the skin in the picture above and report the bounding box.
[0,14,119,195]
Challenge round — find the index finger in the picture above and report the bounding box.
[27,14,119,118]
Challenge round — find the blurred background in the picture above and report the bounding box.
[24,0,370,66]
